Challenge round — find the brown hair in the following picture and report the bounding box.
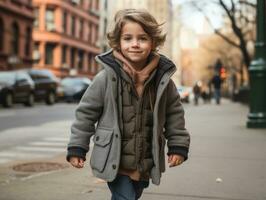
[107,9,166,51]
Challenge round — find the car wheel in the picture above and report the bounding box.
[25,93,34,107]
[46,91,56,105]
[3,93,13,108]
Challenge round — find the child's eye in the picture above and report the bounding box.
[140,37,148,41]
[122,37,131,41]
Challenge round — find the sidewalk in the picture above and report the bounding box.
[0,100,266,200]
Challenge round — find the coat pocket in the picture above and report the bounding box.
[90,128,114,173]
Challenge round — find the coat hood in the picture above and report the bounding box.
[95,49,177,86]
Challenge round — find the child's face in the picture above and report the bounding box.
[120,21,153,68]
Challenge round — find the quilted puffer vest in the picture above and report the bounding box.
[119,78,155,175]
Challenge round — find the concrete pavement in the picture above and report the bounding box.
[0,99,266,200]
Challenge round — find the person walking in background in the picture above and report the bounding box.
[193,81,202,105]
[201,83,211,103]
[211,72,223,104]
[66,9,190,200]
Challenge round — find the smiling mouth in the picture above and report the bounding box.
[129,51,142,53]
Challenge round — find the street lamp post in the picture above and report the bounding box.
[247,0,266,128]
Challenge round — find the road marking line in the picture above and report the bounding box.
[0,151,56,158]
[0,136,71,165]
[43,137,69,142]
[0,111,16,117]
[0,158,12,164]
[15,146,65,152]
[28,142,67,147]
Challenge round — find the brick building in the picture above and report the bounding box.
[32,0,101,78]
[0,0,34,70]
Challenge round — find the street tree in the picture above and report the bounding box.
[180,0,256,70]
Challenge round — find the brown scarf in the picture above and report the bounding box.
[113,50,160,97]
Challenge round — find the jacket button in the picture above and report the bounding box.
[115,134,118,138]
[95,136,100,141]
[112,164,116,169]
[161,81,164,85]
[112,77,116,82]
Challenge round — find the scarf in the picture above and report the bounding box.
[113,50,160,97]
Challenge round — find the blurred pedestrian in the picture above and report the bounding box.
[193,81,201,105]
[201,84,211,103]
[211,72,223,104]
[66,9,190,200]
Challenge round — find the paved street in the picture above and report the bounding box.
[0,100,266,200]
[0,103,76,154]
[0,103,76,132]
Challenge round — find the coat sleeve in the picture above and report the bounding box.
[67,70,107,161]
[164,80,190,160]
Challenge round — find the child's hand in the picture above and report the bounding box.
[168,154,184,168]
[69,157,85,168]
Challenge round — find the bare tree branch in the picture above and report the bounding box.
[219,0,234,21]
[190,0,240,49]
[214,30,240,48]
[239,0,256,8]
[186,0,254,69]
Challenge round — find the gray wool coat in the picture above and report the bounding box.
[67,50,190,185]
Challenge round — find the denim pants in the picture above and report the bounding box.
[214,88,221,104]
[107,175,149,200]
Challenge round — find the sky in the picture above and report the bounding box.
[172,0,223,33]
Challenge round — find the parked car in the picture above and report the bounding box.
[26,69,59,105]
[0,70,35,107]
[177,86,192,103]
[58,77,91,102]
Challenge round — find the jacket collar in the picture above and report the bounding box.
[95,49,176,83]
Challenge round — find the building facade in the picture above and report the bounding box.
[0,0,34,70]
[32,0,101,78]
[98,0,115,52]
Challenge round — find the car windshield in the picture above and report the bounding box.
[0,72,15,85]
[61,78,90,87]
[31,69,53,76]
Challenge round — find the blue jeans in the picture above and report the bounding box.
[107,175,149,200]
[214,89,221,104]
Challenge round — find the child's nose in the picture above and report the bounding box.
[131,39,140,47]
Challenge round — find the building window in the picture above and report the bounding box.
[33,8,39,28]
[62,11,67,33]
[88,22,92,44]
[78,50,84,70]
[71,16,76,36]
[11,22,19,55]
[88,53,93,72]
[79,19,83,40]
[88,0,92,10]
[61,45,67,64]
[94,25,99,45]
[0,18,3,51]
[45,43,55,65]
[25,27,31,57]
[95,0,99,10]
[80,0,83,7]
[70,48,75,68]
[33,42,40,63]
[45,8,55,31]
[103,18,107,35]
[104,0,108,10]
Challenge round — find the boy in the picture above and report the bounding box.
[67,9,190,200]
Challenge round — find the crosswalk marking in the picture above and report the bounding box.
[44,137,69,142]
[0,158,12,164]
[0,151,52,158]
[0,136,69,165]
[29,141,67,147]
[15,146,65,152]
